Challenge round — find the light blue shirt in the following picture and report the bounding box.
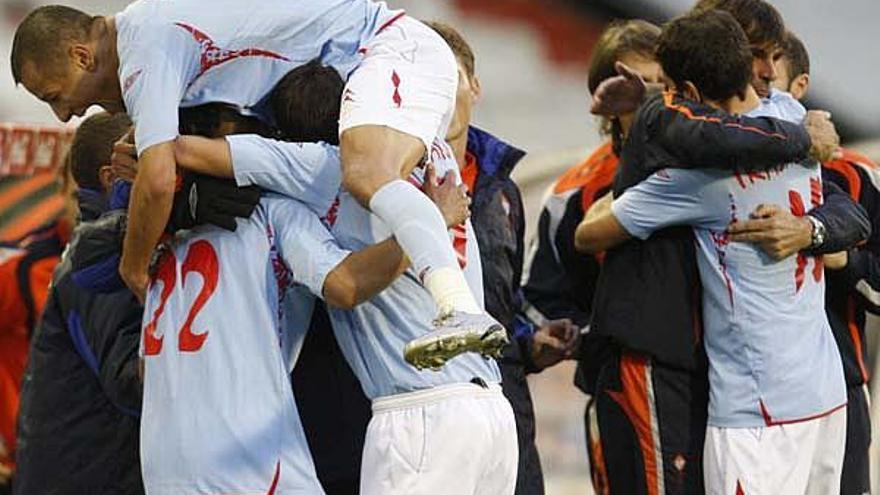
[226,136,501,400]
[115,0,398,153]
[611,93,846,427]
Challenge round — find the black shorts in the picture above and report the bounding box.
[841,384,871,495]
[586,350,708,495]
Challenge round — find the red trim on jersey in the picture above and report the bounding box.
[376,12,406,34]
[759,399,847,427]
[266,462,280,495]
[736,480,746,495]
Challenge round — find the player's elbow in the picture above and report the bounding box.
[142,168,177,199]
[574,222,604,254]
[322,270,360,310]
[173,137,197,171]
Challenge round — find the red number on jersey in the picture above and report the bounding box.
[178,240,219,352]
[143,251,177,356]
[789,185,823,293]
[143,241,220,356]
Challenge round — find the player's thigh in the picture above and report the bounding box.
[339,17,458,200]
[339,126,426,204]
[805,406,846,495]
[704,423,815,495]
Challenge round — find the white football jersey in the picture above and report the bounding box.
[140,196,348,495]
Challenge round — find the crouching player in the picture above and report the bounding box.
[138,104,453,494]
[170,62,519,494]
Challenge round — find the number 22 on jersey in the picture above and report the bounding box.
[143,240,219,356]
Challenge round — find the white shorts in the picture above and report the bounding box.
[360,382,518,495]
[339,14,458,153]
[703,406,847,495]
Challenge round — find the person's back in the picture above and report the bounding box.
[140,194,326,494]
[115,0,397,151]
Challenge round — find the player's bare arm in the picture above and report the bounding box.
[173,136,235,178]
[323,239,409,310]
[120,141,177,301]
[574,192,631,254]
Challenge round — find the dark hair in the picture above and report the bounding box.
[424,21,475,79]
[269,61,344,145]
[68,112,132,190]
[178,103,273,138]
[11,5,95,84]
[587,19,661,155]
[692,0,785,49]
[656,10,753,102]
[782,31,810,78]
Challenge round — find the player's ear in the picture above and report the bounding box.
[99,165,115,191]
[70,43,96,72]
[790,73,809,101]
[471,74,482,102]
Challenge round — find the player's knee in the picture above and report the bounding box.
[340,126,426,204]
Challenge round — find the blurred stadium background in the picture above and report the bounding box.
[0,1,877,493]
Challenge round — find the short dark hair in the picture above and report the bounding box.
[178,103,273,138]
[692,0,785,49]
[782,31,810,78]
[68,112,132,190]
[424,21,475,79]
[656,10,753,102]
[269,60,344,145]
[11,5,95,84]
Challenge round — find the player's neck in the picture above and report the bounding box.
[719,85,761,115]
[94,17,124,112]
[449,132,467,171]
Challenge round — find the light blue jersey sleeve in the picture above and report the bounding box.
[226,135,342,213]
[263,195,351,297]
[611,169,712,240]
[756,90,806,123]
[118,23,200,154]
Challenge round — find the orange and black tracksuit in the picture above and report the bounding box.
[822,148,880,495]
[0,221,67,489]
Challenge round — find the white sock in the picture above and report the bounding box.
[369,180,481,314]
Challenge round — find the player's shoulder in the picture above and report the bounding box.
[552,141,618,196]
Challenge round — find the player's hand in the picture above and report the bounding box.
[423,163,470,228]
[590,61,647,116]
[530,319,579,370]
[111,129,139,182]
[119,256,149,304]
[823,250,848,270]
[168,173,262,233]
[727,204,813,260]
[804,110,842,163]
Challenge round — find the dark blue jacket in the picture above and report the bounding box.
[14,183,144,495]
[465,126,536,368]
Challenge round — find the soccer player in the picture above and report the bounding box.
[577,11,848,493]
[14,112,145,495]
[138,102,448,494]
[171,63,518,495]
[11,0,505,367]
[766,31,878,495]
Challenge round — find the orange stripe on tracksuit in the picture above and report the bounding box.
[606,353,664,495]
[662,92,789,140]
